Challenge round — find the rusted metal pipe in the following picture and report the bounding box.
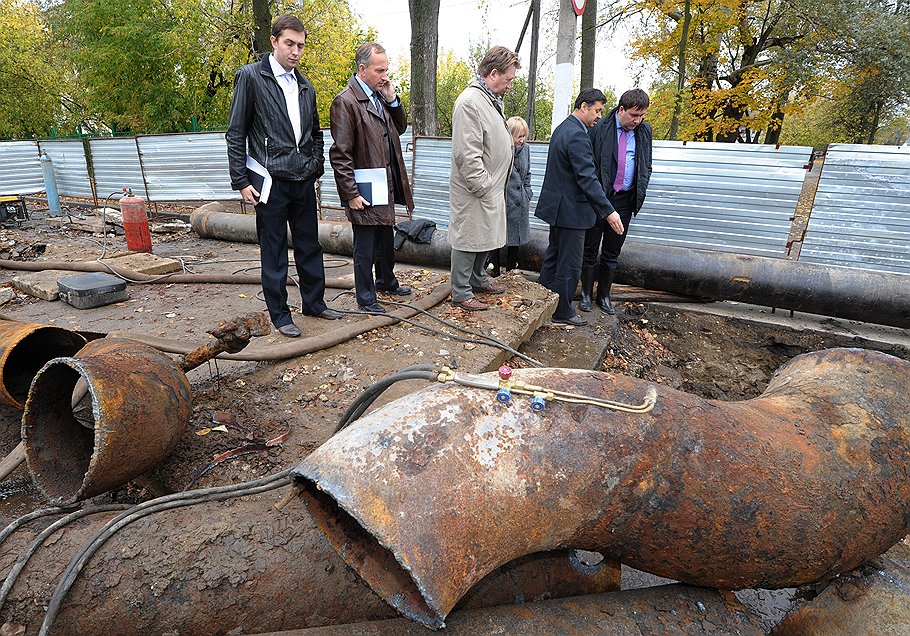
[190,209,910,329]
[294,348,910,629]
[616,242,910,328]
[250,584,764,636]
[22,338,192,505]
[0,495,619,635]
[0,321,86,409]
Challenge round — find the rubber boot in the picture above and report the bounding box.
[596,264,617,315]
[578,266,595,312]
[488,249,501,278]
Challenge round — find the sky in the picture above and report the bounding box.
[346,0,648,97]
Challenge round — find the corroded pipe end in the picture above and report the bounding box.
[298,484,445,629]
[22,338,192,504]
[0,321,86,408]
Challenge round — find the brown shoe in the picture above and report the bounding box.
[451,297,489,311]
[473,283,505,295]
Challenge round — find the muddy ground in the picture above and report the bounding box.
[1,202,909,632]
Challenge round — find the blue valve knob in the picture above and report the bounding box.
[496,388,511,403]
[530,396,546,412]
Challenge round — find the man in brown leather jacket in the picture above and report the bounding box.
[329,42,414,313]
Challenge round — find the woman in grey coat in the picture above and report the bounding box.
[489,116,533,275]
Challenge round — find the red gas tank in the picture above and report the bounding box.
[120,193,152,253]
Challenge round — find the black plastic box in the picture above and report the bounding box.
[57,273,128,309]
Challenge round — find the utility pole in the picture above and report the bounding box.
[516,0,542,139]
[551,0,580,134]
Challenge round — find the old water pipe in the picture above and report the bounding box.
[0,496,619,634]
[294,348,910,629]
[22,338,192,504]
[189,208,910,329]
[0,321,86,409]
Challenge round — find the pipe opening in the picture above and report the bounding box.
[296,478,445,630]
[22,360,95,504]
[2,327,85,406]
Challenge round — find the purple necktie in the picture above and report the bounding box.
[613,129,627,194]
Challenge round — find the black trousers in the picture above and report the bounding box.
[538,225,586,320]
[352,224,399,307]
[254,177,327,326]
[583,191,635,269]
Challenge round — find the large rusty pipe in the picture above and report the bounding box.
[616,242,910,328]
[294,348,910,629]
[190,209,910,329]
[0,495,618,634]
[254,584,764,636]
[0,321,86,409]
[22,338,192,504]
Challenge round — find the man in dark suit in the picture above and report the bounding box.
[534,89,616,326]
[581,89,653,315]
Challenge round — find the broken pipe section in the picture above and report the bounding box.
[0,321,86,409]
[22,338,192,504]
[294,348,910,629]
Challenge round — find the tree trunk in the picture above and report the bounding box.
[252,0,272,57]
[580,0,598,90]
[409,0,441,136]
[764,91,789,145]
[668,0,691,141]
[867,100,884,144]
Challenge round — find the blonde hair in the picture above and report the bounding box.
[506,116,529,141]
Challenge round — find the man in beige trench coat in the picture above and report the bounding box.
[448,46,520,311]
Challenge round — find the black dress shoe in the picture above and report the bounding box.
[359,303,387,313]
[277,323,302,337]
[379,285,412,296]
[551,314,588,326]
[317,309,344,320]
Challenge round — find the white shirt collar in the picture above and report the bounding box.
[268,54,295,85]
[354,74,378,100]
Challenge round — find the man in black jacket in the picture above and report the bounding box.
[225,14,342,338]
[582,89,653,315]
[534,88,613,326]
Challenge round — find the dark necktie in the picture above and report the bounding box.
[372,92,383,116]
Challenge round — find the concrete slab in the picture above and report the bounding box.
[43,217,108,234]
[11,270,69,301]
[0,286,16,305]
[105,252,182,275]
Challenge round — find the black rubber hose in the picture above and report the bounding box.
[335,367,440,434]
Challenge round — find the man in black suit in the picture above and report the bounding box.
[534,89,616,326]
[581,89,653,315]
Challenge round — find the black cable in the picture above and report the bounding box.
[0,506,79,550]
[39,471,292,636]
[336,303,542,367]
[0,504,132,611]
[335,366,439,434]
[383,298,543,367]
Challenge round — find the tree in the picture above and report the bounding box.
[0,1,78,138]
[409,0,441,135]
[47,0,370,134]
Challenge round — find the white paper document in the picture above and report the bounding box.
[352,168,388,206]
[245,155,272,205]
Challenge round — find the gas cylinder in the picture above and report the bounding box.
[120,191,152,253]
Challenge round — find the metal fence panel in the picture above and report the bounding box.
[627,141,812,257]
[89,137,148,201]
[800,144,910,275]
[137,133,237,201]
[0,141,42,196]
[37,140,95,199]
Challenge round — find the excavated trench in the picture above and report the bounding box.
[1,206,909,634]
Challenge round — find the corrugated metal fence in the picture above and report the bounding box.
[800,144,910,275]
[2,133,908,271]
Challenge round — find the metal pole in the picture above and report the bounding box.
[527,0,541,138]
